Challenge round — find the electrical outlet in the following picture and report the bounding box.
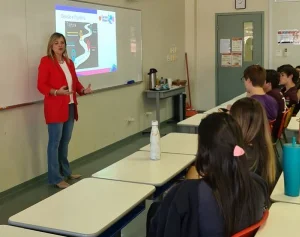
[167,55,171,62]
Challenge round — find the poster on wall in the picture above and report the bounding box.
[232,53,242,67]
[277,29,300,44]
[221,54,232,67]
[275,0,300,2]
[232,38,243,52]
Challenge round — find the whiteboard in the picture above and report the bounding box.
[0,0,142,107]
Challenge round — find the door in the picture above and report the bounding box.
[216,12,264,104]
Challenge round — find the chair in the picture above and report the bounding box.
[231,210,269,237]
[273,109,289,157]
[283,104,295,143]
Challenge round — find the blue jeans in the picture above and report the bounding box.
[47,104,75,184]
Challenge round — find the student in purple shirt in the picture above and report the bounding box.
[263,69,286,140]
[242,65,278,121]
[277,64,299,115]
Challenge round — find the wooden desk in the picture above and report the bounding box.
[0,225,61,237]
[271,174,300,204]
[177,113,207,133]
[92,151,195,186]
[287,116,300,131]
[255,202,300,236]
[140,132,198,155]
[204,93,245,115]
[9,179,155,237]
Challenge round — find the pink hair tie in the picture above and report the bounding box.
[233,145,245,157]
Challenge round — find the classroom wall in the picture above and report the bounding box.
[0,0,185,193]
[185,0,197,107]
[186,0,269,110]
[270,1,300,69]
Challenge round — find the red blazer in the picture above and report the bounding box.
[37,56,84,124]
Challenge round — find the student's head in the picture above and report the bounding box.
[277,64,299,86]
[196,113,246,178]
[263,69,280,92]
[230,97,276,186]
[296,65,300,75]
[195,113,262,236]
[243,65,266,92]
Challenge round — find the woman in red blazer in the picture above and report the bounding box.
[38,32,92,189]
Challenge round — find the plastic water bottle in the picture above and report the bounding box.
[150,120,161,160]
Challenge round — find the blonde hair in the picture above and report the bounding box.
[47,32,69,63]
[231,97,276,187]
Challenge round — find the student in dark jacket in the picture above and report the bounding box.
[277,64,299,115]
[263,69,286,141]
[147,113,269,237]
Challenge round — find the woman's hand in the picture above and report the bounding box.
[83,84,92,94]
[56,86,72,95]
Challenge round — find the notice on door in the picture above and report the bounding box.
[220,39,231,54]
[232,53,242,67]
[221,54,232,67]
[232,38,243,52]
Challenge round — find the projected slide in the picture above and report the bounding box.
[55,5,117,76]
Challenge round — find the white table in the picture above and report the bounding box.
[0,225,61,237]
[177,113,207,133]
[271,174,300,204]
[204,93,245,114]
[9,178,155,237]
[92,151,195,187]
[255,203,300,236]
[140,133,198,155]
[145,86,185,127]
[287,116,299,131]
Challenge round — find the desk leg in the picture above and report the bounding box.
[179,94,183,121]
[156,93,160,127]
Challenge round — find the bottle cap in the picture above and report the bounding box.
[152,120,158,126]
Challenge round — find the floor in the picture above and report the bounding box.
[0,121,178,237]
[0,120,295,237]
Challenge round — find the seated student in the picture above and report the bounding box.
[295,65,300,78]
[243,65,278,121]
[277,64,299,115]
[263,69,286,140]
[295,65,300,113]
[147,113,269,237]
[230,98,277,188]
